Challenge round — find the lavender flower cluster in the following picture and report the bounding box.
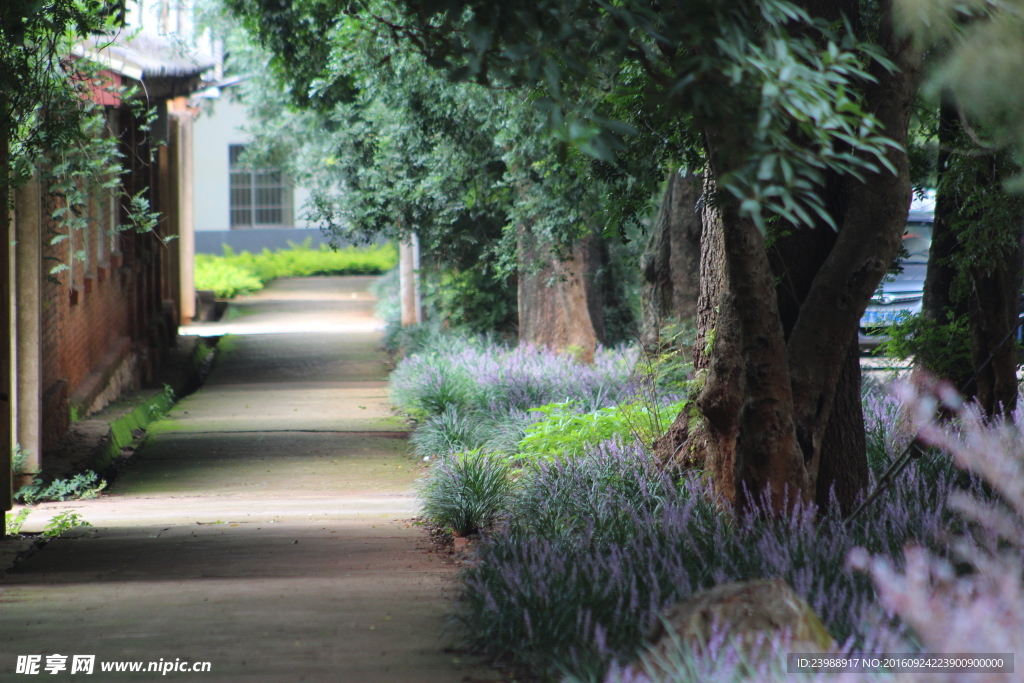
[458,424,973,681]
[397,334,1021,683]
[392,336,637,458]
[390,337,636,419]
[845,379,1024,683]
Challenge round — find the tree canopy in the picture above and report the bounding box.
[1,0,120,181]
[226,0,901,235]
[219,0,1024,515]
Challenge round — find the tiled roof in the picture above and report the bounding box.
[73,31,216,81]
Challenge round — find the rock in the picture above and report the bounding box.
[627,579,833,679]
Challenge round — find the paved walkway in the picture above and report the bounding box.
[0,277,500,682]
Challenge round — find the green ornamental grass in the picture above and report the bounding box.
[419,450,515,537]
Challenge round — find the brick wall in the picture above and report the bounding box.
[39,103,179,451]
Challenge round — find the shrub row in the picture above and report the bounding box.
[194,240,398,298]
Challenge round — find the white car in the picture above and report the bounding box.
[858,195,933,352]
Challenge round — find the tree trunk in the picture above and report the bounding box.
[640,171,702,347]
[655,175,744,505]
[517,222,605,362]
[714,196,807,514]
[924,102,1024,415]
[769,195,869,515]
[922,101,964,329]
[658,2,917,516]
[815,337,867,512]
[966,152,1024,417]
[921,99,974,392]
[968,251,1023,416]
[783,7,918,500]
[656,176,870,514]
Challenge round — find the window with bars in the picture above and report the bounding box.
[229,144,291,229]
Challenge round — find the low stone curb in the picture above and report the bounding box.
[0,336,218,574]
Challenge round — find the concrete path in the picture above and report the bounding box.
[0,277,501,682]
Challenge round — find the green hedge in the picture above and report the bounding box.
[195,240,398,298]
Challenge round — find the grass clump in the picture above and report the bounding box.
[5,508,31,535]
[194,240,398,298]
[419,450,515,537]
[4,508,92,538]
[410,407,486,457]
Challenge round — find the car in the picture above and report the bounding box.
[858,194,934,352]
[858,193,1024,354]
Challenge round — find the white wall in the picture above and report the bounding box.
[192,94,312,231]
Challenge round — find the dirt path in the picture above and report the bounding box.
[0,276,500,682]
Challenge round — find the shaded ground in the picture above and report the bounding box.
[0,276,501,682]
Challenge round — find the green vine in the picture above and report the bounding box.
[40,68,163,280]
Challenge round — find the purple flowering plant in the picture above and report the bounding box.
[452,383,990,681]
[400,332,1018,683]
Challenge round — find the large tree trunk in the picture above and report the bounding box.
[922,101,964,329]
[713,192,807,514]
[770,197,869,514]
[782,7,918,501]
[640,171,702,347]
[966,153,1024,417]
[968,249,1023,417]
[517,223,605,362]
[921,100,974,392]
[655,175,744,504]
[656,178,870,514]
[815,338,867,512]
[924,102,1024,416]
[658,2,917,515]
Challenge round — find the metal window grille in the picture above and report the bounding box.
[229,144,291,229]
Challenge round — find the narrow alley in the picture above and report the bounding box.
[1,276,498,682]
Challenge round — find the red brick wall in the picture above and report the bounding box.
[40,103,178,450]
[40,198,136,447]
[40,217,66,450]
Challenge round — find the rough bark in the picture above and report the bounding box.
[656,177,871,514]
[655,177,744,504]
[714,196,807,513]
[921,100,974,392]
[770,197,869,515]
[1,130,12,521]
[922,101,963,328]
[923,103,1024,416]
[966,154,1024,417]
[517,223,605,362]
[968,252,1023,416]
[784,8,919,498]
[658,1,917,515]
[640,171,702,347]
[814,336,867,512]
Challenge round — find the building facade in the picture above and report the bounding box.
[6,33,211,492]
[191,91,324,254]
